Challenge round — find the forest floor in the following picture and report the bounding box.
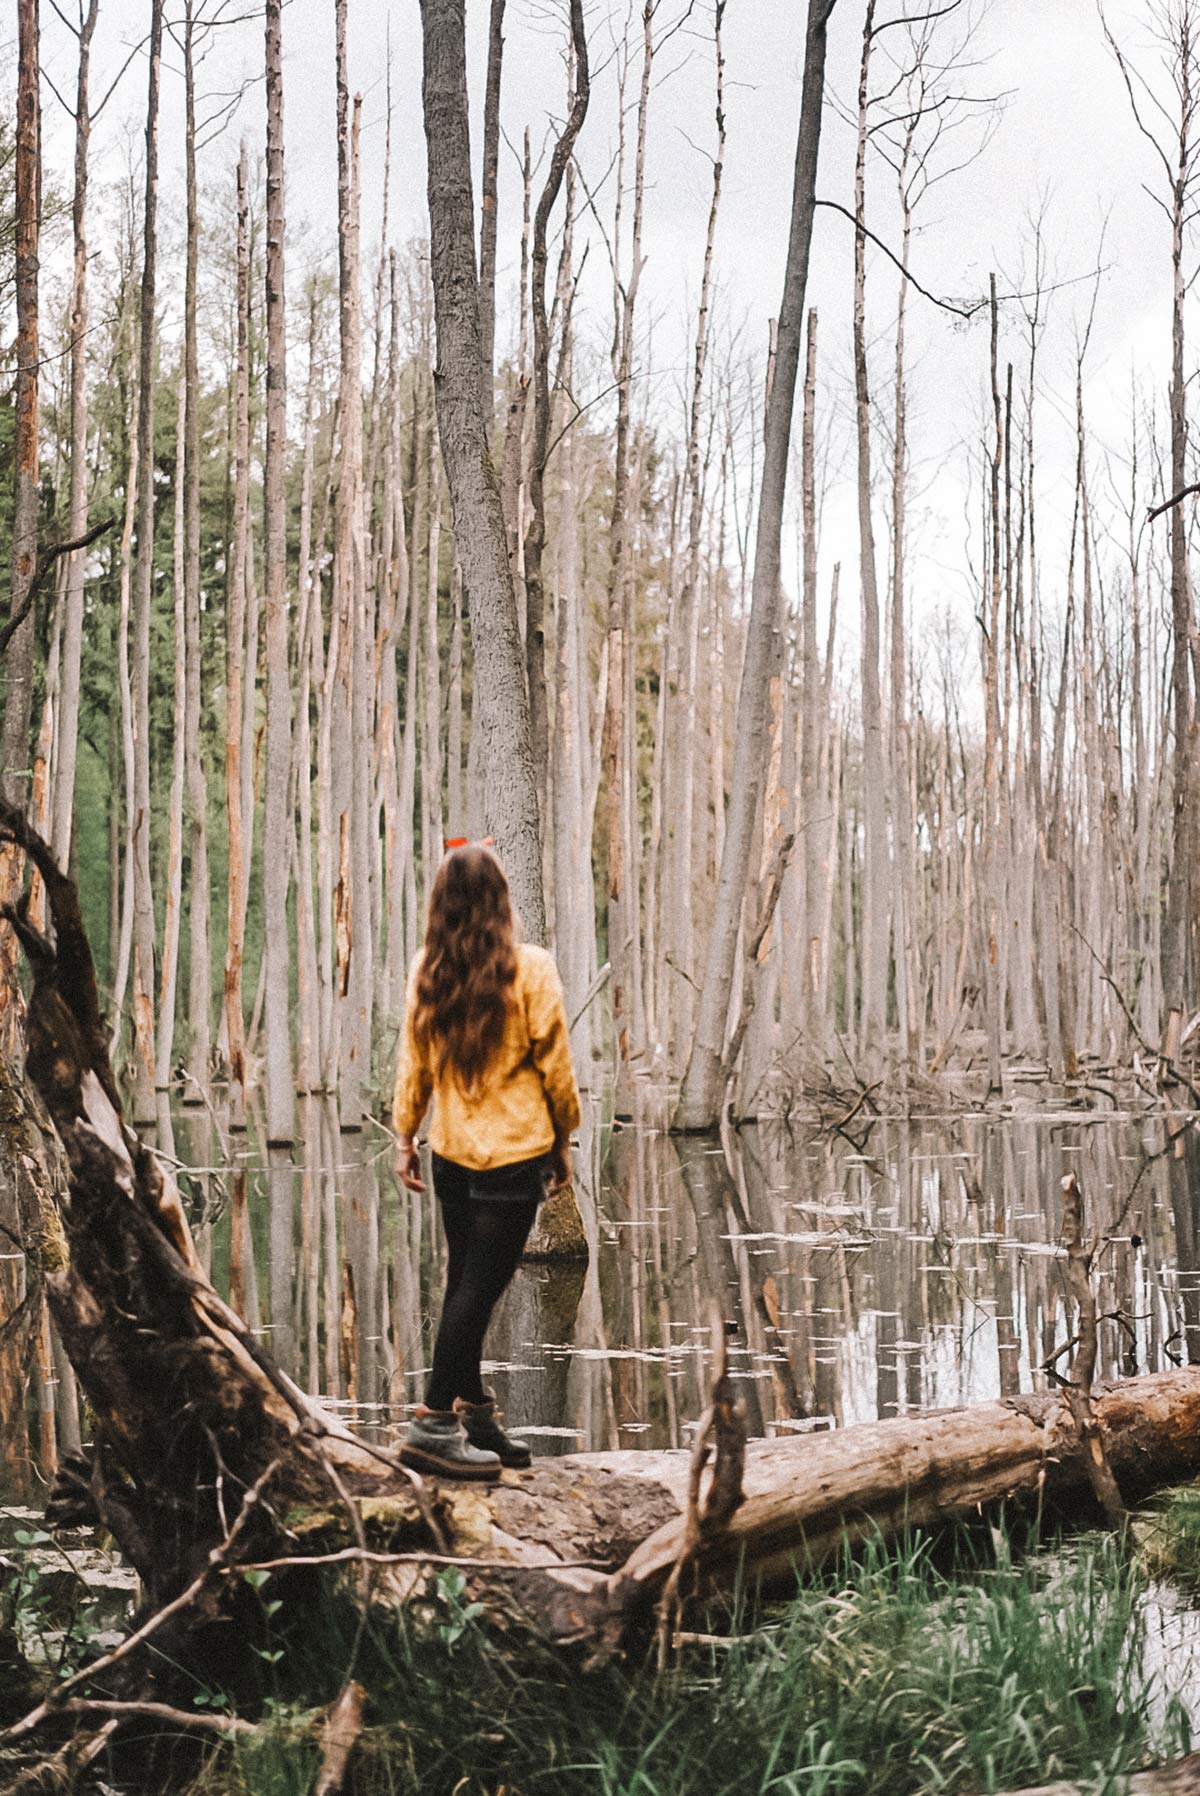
[7,1499,1200,1796]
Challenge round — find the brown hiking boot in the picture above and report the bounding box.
[456,1395,532,1470]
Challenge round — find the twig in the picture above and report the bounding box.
[225,1547,609,1575]
[312,1680,365,1796]
[655,1306,746,1670]
[0,1456,285,1748]
[1068,921,1154,1059]
[1148,482,1200,523]
[0,1717,118,1796]
[571,960,612,1031]
[1059,1174,1124,1525]
[0,518,116,658]
[21,1698,255,1739]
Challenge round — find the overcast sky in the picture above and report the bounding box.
[29,0,1188,694]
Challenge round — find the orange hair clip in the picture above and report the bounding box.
[443,835,495,850]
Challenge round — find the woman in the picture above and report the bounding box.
[392,842,581,1480]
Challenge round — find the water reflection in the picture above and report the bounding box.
[8,1099,1200,1480]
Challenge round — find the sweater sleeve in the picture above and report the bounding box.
[392,956,434,1139]
[526,950,582,1140]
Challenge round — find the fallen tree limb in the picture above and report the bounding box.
[989,1755,1200,1795]
[1058,1172,1124,1524]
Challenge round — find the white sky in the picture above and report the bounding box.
[28,0,1191,701]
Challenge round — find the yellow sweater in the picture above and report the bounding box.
[392,943,582,1171]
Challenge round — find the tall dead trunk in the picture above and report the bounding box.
[602,3,655,1110]
[478,0,505,396]
[419,0,546,943]
[851,2,889,1075]
[182,0,212,1098]
[665,1,726,1070]
[129,0,165,1123]
[0,0,41,1054]
[1162,58,1196,1066]
[675,0,837,1131]
[262,0,295,1144]
[523,0,590,827]
[49,0,100,871]
[155,368,188,1091]
[224,148,252,1130]
[981,274,1005,1094]
[799,310,824,1049]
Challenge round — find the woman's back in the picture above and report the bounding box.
[394,940,580,1172]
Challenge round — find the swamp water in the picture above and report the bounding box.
[8,1093,1200,1475]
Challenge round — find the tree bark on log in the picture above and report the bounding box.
[991,1759,1200,1796]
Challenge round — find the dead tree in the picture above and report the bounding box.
[419,0,547,942]
[676,0,838,1132]
[129,0,165,1124]
[0,0,41,1059]
[523,0,591,818]
[262,0,294,1144]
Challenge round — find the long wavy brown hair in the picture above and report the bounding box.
[412,844,518,1091]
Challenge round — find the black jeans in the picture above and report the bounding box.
[423,1153,547,1411]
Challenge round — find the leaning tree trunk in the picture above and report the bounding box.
[675,0,836,1132]
[419,0,546,944]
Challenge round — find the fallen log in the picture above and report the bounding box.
[5,804,1200,1701]
[989,1757,1200,1796]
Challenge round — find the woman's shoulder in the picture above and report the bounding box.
[515,942,560,986]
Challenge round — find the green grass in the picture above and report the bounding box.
[180,1526,1197,1796]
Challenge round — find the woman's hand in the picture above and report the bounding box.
[395,1135,426,1193]
[547,1137,572,1194]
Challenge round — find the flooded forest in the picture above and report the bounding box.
[10,0,1200,1792]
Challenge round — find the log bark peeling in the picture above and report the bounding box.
[6,807,1200,1682]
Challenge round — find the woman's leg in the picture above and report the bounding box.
[424,1198,538,1410]
[431,1155,473,1316]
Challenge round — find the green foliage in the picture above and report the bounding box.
[1135,1482,1200,1587]
[5,1528,110,1677]
[181,1528,1192,1796]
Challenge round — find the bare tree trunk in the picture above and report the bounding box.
[182,0,211,1098]
[478,0,505,395]
[799,310,824,1050]
[262,0,295,1144]
[294,287,323,1094]
[129,0,165,1123]
[665,4,726,1071]
[0,0,41,1054]
[1162,93,1195,1066]
[50,0,100,871]
[419,0,546,943]
[602,2,655,1111]
[550,178,593,1070]
[523,1,590,831]
[675,0,836,1132]
[155,368,188,1091]
[110,343,140,1059]
[423,443,445,900]
[224,148,251,1130]
[851,2,889,1076]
